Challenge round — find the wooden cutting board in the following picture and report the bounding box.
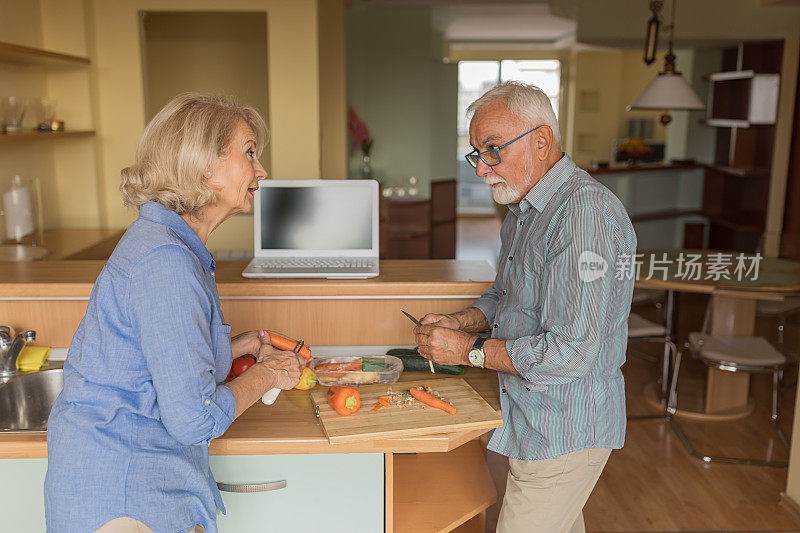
[309,377,502,444]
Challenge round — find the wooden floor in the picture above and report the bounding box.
[456,217,800,532]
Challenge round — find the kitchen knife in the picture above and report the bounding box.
[400,310,435,373]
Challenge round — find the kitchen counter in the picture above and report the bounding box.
[0,368,500,459]
[0,260,499,531]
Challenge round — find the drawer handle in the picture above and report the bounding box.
[216,480,287,493]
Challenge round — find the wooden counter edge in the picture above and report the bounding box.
[0,259,496,298]
[0,427,494,459]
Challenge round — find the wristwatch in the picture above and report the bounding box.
[468,337,487,368]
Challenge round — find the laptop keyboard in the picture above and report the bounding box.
[252,258,377,270]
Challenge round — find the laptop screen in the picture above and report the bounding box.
[258,185,373,251]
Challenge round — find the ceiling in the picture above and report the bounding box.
[430,2,576,47]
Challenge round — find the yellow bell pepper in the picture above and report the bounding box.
[294,367,318,390]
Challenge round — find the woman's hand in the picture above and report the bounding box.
[230,330,261,359]
[255,340,307,390]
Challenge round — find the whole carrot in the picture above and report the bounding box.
[409,387,456,415]
[266,331,312,360]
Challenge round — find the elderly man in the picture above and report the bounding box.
[414,81,635,532]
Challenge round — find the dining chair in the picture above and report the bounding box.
[668,301,789,467]
[627,289,679,420]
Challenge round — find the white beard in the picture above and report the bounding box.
[487,180,524,205]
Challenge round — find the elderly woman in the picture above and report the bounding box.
[44,94,306,533]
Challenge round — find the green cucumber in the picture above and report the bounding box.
[392,353,466,375]
[386,348,419,356]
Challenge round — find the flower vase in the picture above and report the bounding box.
[360,154,373,180]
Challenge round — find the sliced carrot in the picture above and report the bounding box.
[316,361,362,371]
[378,398,391,408]
[315,361,362,377]
[370,403,384,412]
[409,387,456,415]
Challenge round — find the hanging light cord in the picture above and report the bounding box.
[663,0,677,74]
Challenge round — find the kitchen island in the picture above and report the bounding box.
[0,259,498,532]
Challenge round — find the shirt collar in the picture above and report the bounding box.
[138,202,216,273]
[508,153,574,217]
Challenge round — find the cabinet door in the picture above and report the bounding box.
[0,458,48,532]
[210,453,384,532]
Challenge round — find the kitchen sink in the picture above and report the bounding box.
[0,366,63,432]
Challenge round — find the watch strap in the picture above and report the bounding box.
[472,336,487,351]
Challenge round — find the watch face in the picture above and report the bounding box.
[468,349,484,367]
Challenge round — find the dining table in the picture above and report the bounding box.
[634,249,800,420]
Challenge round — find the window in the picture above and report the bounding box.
[457,59,561,214]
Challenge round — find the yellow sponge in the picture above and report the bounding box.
[16,346,50,372]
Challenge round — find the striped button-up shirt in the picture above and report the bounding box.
[473,154,636,461]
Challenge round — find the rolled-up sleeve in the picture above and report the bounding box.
[471,284,502,325]
[130,245,235,446]
[508,206,620,386]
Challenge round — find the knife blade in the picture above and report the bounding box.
[401,310,434,373]
[401,309,422,326]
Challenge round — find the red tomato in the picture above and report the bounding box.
[230,355,256,377]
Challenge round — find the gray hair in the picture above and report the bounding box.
[120,93,268,215]
[467,81,561,146]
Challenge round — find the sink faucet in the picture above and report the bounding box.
[0,326,36,378]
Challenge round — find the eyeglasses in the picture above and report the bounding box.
[465,125,543,169]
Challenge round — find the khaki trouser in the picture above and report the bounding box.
[497,447,611,533]
[95,517,205,533]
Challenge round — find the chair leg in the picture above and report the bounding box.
[775,370,790,450]
[668,416,788,468]
[772,371,780,422]
[777,316,786,348]
[660,336,671,404]
[667,342,680,415]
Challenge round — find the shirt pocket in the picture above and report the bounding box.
[212,322,233,380]
[517,249,544,313]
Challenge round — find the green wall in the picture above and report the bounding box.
[346,4,457,196]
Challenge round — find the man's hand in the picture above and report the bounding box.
[230,330,261,359]
[413,324,476,366]
[420,313,460,329]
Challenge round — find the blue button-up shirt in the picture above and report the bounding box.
[473,155,636,461]
[45,202,236,533]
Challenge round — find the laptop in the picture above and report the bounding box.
[242,179,380,279]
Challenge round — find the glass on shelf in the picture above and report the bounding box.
[1,97,27,134]
[33,97,57,132]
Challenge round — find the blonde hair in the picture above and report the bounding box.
[467,81,561,146]
[120,93,268,215]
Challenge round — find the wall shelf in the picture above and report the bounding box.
[0,40,90,67]
[707,165,770,179]
[0,131,95,144]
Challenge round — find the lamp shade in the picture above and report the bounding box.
[628,72,705,111]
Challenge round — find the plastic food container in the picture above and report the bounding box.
[311,355,403,387]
